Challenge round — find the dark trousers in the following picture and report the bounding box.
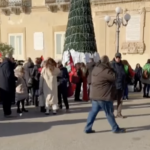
[75,81,82,100]
[85,100,120,132]
[143,84,150,96]
[17,99,25,110]
[123,85,128,99]
[0,89,12,116]
[30,87,38,106]
[58,84,69,109]
[116,89,123,116]
[134,78,142,91]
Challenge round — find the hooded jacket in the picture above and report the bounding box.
[90,62,116,101]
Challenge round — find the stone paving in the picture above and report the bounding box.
[0,92,150,150]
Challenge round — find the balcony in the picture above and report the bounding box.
[45,0,70,12]
[0,0,31,15]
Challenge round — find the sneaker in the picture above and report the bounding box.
[85,130,95,134]
[113,128,126,133]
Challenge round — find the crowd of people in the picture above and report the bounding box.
[0,52,150,134]
[0,54,91,117]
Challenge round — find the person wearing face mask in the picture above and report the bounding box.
[110,53,126,118]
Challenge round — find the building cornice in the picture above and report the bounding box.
[91,0,148,5]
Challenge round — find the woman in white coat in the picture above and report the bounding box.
[39,58,60,115]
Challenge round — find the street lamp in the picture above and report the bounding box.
[104,7,131,53]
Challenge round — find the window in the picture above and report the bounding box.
[8,33,23,60]
[54,32,65,57]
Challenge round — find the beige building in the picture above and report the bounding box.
[0,0,149,67]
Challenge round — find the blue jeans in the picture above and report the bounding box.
[85,100,120,132]
[147,85,150,94]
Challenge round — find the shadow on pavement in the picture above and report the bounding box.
[94,125,150,134]
[0,118,99,137]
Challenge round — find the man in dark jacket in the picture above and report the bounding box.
[0,54,16,117]
[85,55,125,134]
[57,61,69,111]
[110,53,126,118]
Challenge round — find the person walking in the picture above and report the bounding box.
[141,59,150,98]
[15,66,28,113]
[85,55,125,134]
[134,63,142,92]
[39,58,60,115]
[57,61,69,112]
[0,54,16,117]
[110,53,126,118]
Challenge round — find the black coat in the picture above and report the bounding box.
[57,67,69,87]
[0,58,16,92]
[32,64,41,89]
[110,60,126,90]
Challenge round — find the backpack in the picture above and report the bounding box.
[142,70,149,79]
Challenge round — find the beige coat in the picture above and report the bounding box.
[39,67,60,108]
[15,72,28,102]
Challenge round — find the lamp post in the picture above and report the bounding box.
[104,7,131,53]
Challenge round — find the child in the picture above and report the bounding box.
[15,66,28,113]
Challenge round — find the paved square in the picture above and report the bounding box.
[0,93,150,150]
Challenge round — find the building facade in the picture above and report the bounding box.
[0,0,149,67]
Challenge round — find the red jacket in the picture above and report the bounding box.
[129,66,135,77]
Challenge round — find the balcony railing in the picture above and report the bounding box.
[0,0,31,15]
[46,0,70,12]
[45,0,70,5]
[0,0,31,8]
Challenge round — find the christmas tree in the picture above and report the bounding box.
[62,0,100,64]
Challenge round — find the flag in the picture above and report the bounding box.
[0,53,2,57]
[66,51,76,97]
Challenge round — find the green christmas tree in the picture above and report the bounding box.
[63,0,98,55]
[0,43,14,57]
